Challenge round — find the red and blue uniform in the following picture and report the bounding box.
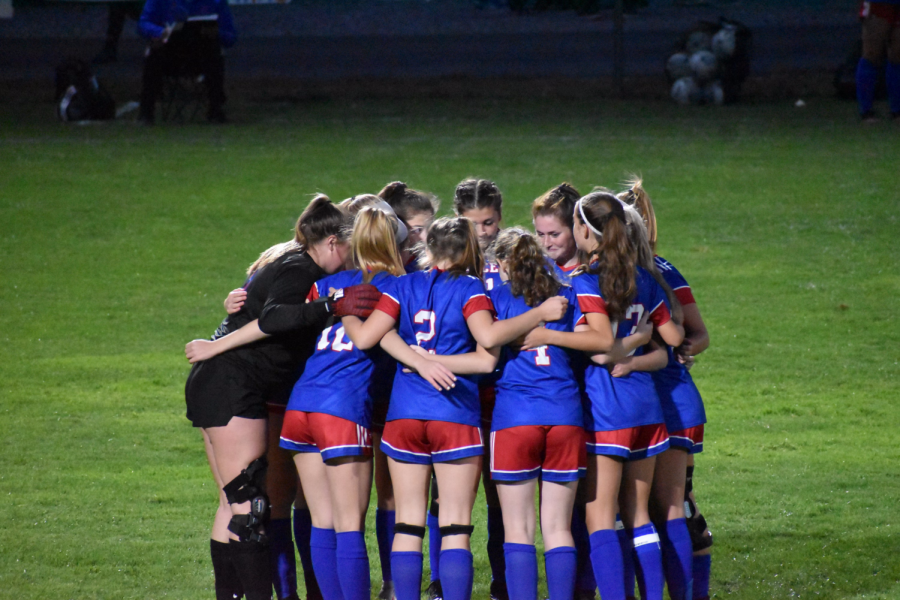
[375,269,495,464]
[651,256,707,453]
[572,266,671,460]
[552,260,579,282]
[489,284,586,482]
[483,261,504,292]
[279,270,398,460]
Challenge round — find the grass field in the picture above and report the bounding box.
[1,96,898,600]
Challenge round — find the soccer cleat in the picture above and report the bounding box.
[861,110,879,124]
[426,579,443,600]
[489,580,509,600]
[378,581,395,600]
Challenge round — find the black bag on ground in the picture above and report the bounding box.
[54,59,116,122]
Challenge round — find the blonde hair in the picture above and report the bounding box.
[351,206,406,282]
[248,194,349,275]
[617,176,657,252]
[425,217,484,279]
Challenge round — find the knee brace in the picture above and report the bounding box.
[439,524,474,538]
[224,456,270,543]
[394,523,426,538]
[684,490,712,552]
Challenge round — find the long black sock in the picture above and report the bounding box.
[231,539,274,600]
[211,539,244,600]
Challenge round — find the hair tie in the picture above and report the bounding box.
[578,198,605,238]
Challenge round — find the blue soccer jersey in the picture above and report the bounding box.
[483,261,504,292]
[552,260,580,283]
[376,269,495,427]
[284,270,398,428]
[572,266,672,432]
[491,284,583,431]
[651,256,707,431]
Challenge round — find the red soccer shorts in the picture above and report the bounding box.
[280,410,372,461]
[586,423,669,460]
[668,424,704,454]
[860,2,900,26]
[490,425,587,483]
[381,419,484,465]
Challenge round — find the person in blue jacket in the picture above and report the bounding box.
[137,0,236,124]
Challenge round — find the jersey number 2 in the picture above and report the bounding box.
[414,310,436,345]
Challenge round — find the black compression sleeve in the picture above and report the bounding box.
[258,260,330,334]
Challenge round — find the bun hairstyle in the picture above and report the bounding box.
[378,181,440,223]
[618,182,683,325]
[574,192,635,321]
[247,194,350,275]
[351,206,406,283]
[425,216,485,279]
[453,178,503,216]
[617,177,657,252]
[490,227,561,307]
[532,182,581,229]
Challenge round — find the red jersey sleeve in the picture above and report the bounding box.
[648,300,672,327]
[577,294,608,315]
[673,286,695,306]
[463,293,495,320]
[306,282,321,302]
[374,291,401,320]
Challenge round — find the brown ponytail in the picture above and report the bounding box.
[491,227,561,307]
[617,176,657,253]
[426,216,484,279]
[247,194,350,275]
[532,182,580,230]
[574,192,636,322]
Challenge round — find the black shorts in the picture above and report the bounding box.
[185,354,269,428]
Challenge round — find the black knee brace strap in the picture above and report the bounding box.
[224,456,270,543]
[685,465,694,495]
[223,456,268,505]
[394,523,426,538]
[440,524,474,537]
[684,495,713,551]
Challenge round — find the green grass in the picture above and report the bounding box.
[1,96,898,599]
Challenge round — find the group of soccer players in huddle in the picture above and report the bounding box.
[184,177,714,600]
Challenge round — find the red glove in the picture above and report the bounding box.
[330,284,382,318]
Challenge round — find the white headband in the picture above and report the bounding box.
[373,200,409,244]
[577,198,604,238]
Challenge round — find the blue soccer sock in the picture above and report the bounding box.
[376,509,396,583]
[427,511,442,582]
[310,527,344,600]
[886,62,900,115]
[440,549,474,600]
[392,551,424,600]
[269,517,298,600]
[632,524,664,600]
[544,546,577,600]
[692,554,711,600]
[487,506,507,589]
[857,57,879,115]
[336,531,370,600]
[294,508,321,600]
[658,519,693,600]
[615,519,635,600]
[572,506,596,593]
[503,543,537,600]
[589,529,625,600]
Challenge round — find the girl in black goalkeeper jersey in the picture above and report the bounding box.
[184,195,379,600]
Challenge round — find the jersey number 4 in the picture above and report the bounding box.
[317,325,354,352]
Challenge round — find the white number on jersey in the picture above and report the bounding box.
[616,304,646,357]
[529,345,551,366]
[414,310,436,345]
[316,324,355,352]
[485,278,494,290]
